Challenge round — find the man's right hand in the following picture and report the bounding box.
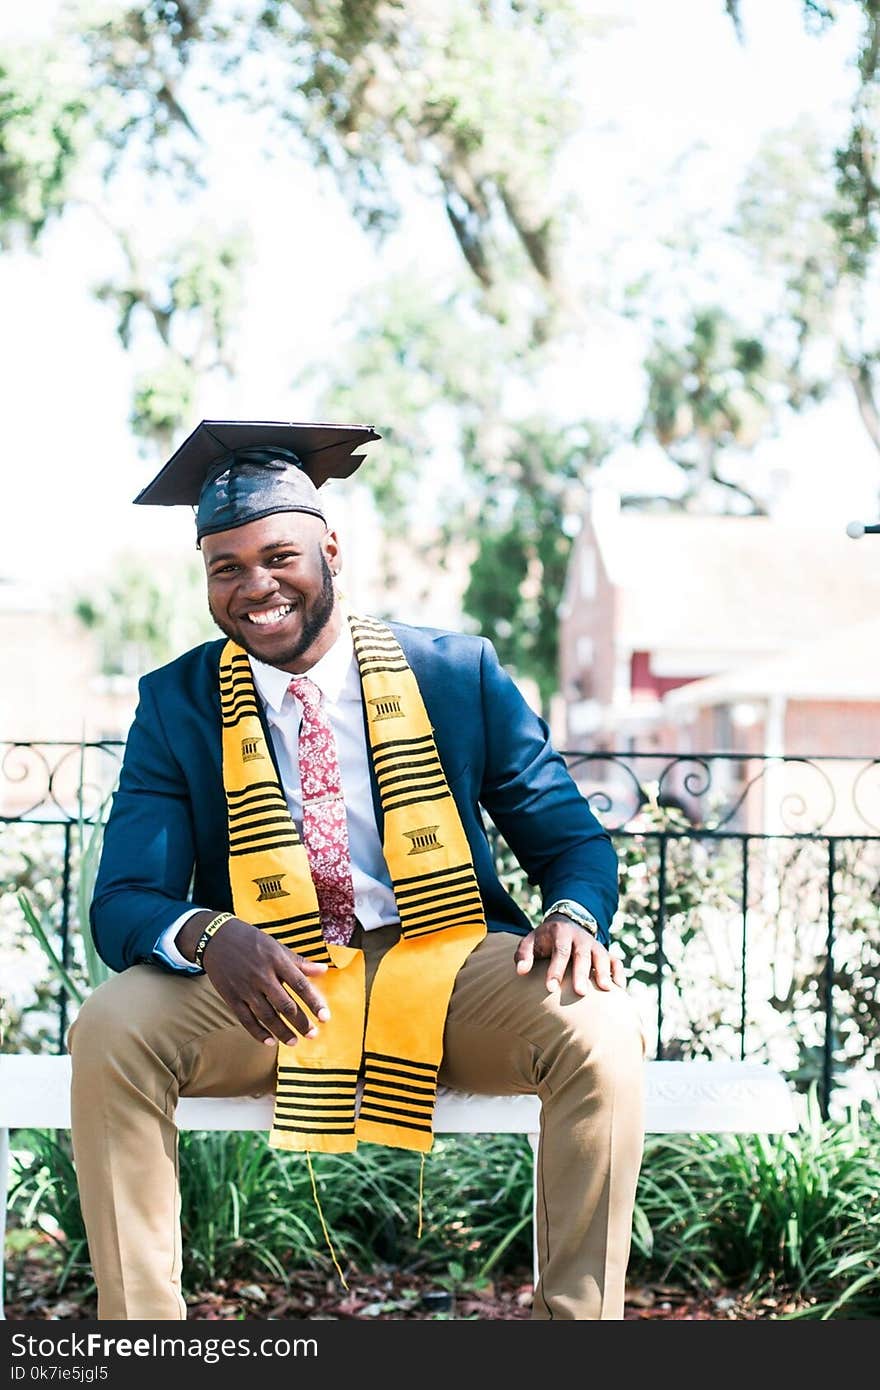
[177,911,330,1047]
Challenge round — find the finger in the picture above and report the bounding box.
[571,939,593,996]
[297,958,329,975]
[266,988,320,1040]
[226,996,282,1047]
[515,934,536,976]
[281,970,331,1022]
[545,940,572,994]
[250,998,304,1047]
[609,952,627,989]
[591,945,613,992]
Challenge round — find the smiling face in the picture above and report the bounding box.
[202,512,342,672]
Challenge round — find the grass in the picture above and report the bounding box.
[8,1131,534,1300]
[629,1091,880,1318]
[7,1094,879,1318]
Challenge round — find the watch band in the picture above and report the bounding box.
[541,899,599,937]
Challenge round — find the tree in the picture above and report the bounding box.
[313,271,613,703]
[1,8,249,453]
[634,306,779,515]
[6,0,878,699]
[78,0,592,332]
[72,552,214,675]
[728,2,880,499]
[95,225,249,452]
[734,117,880,489]
[461,421,610,713]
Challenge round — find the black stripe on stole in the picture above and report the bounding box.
[258,917,325,956]
[402,912,485,941]
[265,932,326,957]
[372,750,436,772]
[221,677,260,698]
[222,696,260,712]
[227,786,289,805]
[221,661,251,683]
[398,886,482,914]
[357,664,410,677]
[278,1066,360,1077]
[362,1052,437,1087]
[400,893,483,924]
[228,822,299,844]
[394,868,475,901]
[377,770,443,795]
[222,710,262,728]
[371,734,434,761]
[226,781,281,797]
[394,861,478,888]
[228,811,294,831]
[229,836,300,857]
[381,788,451,813]
[376,767,446,791]
[226,806,287,822]
[359,1048,437,1131]
[356,651,408,665]
[351,634,405,649]
[274,1068,358,1133]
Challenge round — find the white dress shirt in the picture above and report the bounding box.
[154,623,399,971]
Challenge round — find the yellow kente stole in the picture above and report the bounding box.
[219,613,487,1154]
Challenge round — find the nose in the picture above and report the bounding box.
[242,565,281,601]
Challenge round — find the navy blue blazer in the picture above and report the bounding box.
[91,622,619,973]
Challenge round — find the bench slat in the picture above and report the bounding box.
[0,1054,797,1318]
[0,1056,797,1135]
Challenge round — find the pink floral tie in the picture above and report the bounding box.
[288,675,357,945]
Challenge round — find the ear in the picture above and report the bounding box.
[322,528,341,575]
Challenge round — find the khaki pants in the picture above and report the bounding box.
[69,926,645,1321]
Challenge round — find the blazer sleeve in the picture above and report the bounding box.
[90,676,205,973]
[477,639,619,944]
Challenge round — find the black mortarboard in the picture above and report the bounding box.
[133,419,380,539]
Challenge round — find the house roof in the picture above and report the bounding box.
[664,615,880,707]
[591,512,880,653]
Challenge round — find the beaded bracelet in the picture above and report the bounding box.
[193,911,235,969]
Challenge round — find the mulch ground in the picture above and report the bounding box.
[5,1247,810,1320]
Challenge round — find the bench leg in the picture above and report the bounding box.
[527,1131,539,1293]
[0,1126,8,1321]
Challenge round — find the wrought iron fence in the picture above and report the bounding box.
[2,741,879,1116]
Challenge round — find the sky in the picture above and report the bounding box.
[2,0,879,608]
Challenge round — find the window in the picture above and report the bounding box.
[580,548,597,599]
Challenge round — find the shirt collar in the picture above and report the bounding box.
[249,621,356,715]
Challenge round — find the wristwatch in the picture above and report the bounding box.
[541,899,600,938]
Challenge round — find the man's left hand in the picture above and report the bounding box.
[514,915,626,995]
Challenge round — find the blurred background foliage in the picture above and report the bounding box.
[3,1,880,696]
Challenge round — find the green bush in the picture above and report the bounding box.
[8,1098,879,1317]
[629,1092,880,1318]
[8,1130,534,1298]
[180,1129,533,1286]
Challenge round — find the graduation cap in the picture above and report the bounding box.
[133,419,380,539]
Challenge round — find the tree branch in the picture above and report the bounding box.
[847,355,880,454]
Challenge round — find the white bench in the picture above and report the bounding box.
[0,1054,797,1319]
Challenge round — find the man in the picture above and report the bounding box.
[69,419,645,1321]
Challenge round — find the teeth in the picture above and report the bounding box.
[248,605,292,626]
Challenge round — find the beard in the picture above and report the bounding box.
[208,548,337,669]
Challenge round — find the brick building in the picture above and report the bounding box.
[558,487,880,755]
